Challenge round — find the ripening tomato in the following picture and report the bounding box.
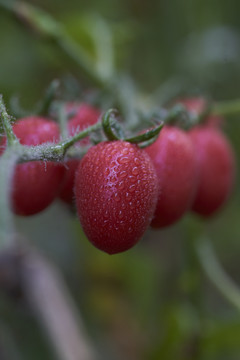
[1,117,65,216]
[145,126,198,227]
[59,103,101,204]
[75,140,159,254]
[189,126,235,216]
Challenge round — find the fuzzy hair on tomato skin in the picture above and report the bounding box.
[75,140,159,254]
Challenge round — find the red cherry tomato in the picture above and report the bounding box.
[75,140,159,254]
[146,126,198,227]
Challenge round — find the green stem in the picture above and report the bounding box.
[102,109,121,141]
[0,96,19,146]
[3,1,240,122]
[58,35,105,88]
[56,122,103,153]
[0,103,103,247]
[196,238,240,312]
[57,103,69,139]
[211,99,240,117]
[0,0,106,89]
[0,0,13,11]
[37,79,60,116]
[0,150,19,246]
[17,121,103,163]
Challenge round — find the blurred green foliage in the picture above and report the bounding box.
[1,0,240,359]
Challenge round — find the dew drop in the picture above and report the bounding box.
[119,171,127,178]
[111,148,118,155]
[118,181,125,190]
[118,157,129,164]
[114,193,121,202]
[118,210,124,219]
[132,167,139,175]
[122,148,129,155]
[134,157,140,165]
[104,167,110,176]
[129,185,136,193]
[110,175,116,182]
[129,176,137,183]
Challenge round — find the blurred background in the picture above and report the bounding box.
[1,0,240,359]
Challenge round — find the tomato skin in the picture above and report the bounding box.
[13,161,65,216]
[66,103,101,139]
[189,126,235,216]
[75,141,159,254]
[145,126,198,228]
[58,159,79,204]
[59,103,101,204]
[2,117,65,216]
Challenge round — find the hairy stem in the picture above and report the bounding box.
[0,150,19,245]
[56,102,69,139]
[22,121,103,162]
[0,96,19,146]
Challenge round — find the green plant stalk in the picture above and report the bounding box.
[3,1,240,123]
[37,79,60,116]
[1,102,164,165]
[0,0,106,89]
[0,100,163,244]
[196,238,240,312]
[211,99,240,117]
[0,96,19,145]
[0,110,102,247]
[5,121,103,164]
[101,109,122,141]
[89,14,114,80]
[0,97,20,245]
[58,35,106,87]
[57,103,69,139]
[0,96,101,246]
[0,149,19,245]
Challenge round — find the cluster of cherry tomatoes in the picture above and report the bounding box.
[1,99,235,254]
